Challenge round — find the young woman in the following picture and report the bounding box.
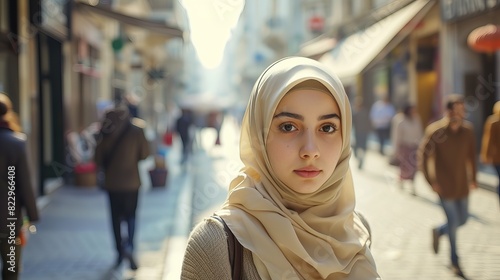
[181,57,379,279]
[392,104,423,195]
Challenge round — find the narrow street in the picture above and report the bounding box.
[20,116,499,280]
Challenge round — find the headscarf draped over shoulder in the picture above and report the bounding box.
[216,57,379,279]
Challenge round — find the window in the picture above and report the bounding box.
[0,1,9,33]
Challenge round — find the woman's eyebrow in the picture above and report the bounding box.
[319,113,340,121]
[273,111,303,120]
[273,112,340,121]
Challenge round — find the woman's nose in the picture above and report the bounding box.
[299,130,320,159]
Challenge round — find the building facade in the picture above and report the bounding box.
[1,0,184,196]
[439,0,500,147]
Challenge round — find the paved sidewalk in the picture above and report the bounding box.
[21,140,191,280]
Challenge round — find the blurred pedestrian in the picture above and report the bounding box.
[370,95,396,155]
[388,108,404,166]
[418,94,477,278]
[352,96,371,169]
[480,100,500,208]
[181,57,379,279]
[392,104,423,195]
[94,105,150,270]
[175,108,193,164]
[124,93,140,118]
[208,111,223,146]
[0,92,39,280]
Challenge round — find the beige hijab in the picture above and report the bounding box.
[216,57,379,279]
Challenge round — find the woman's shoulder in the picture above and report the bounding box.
[182,217,232,279]
[188,216,227,247]
[0,130,27,149]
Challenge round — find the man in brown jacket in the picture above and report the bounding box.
[480,101,500,208]
[418,94,477,278]
[94,105,150,270]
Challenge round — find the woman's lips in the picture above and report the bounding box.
[294,170,321,178]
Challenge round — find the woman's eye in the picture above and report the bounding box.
[320,124,337,133]
[279,123,297,132]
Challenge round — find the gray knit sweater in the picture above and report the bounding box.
[181,217,260,279]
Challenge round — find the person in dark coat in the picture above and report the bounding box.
[175,108,193,164]
[0,92,39,280]
[94,105,150,270]
[352,96,372,169]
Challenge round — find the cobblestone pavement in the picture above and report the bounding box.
[353,151,500,280]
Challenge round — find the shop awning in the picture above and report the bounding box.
[319,0,433,83]
[298,37,337,59]
[74,2,184,39]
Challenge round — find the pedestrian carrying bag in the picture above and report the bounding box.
[97,121,131,187]
[212,215,243,280]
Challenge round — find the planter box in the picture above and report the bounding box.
[74,162,97,187]
[74,171,97,187]
[149,168,168,187]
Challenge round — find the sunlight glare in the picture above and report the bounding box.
[181,0,245,69]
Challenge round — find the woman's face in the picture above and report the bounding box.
[266,88,343,194]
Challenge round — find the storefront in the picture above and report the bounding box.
[71,12,105,132]
[319,0,437,119]
[409,5,441,127]
[0,2,19,105]
[67,2,184,186]
[439,0,500,147]
[31,0,71,195]
[1,1,41,195]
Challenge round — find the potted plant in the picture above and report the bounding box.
[74,161,97,187]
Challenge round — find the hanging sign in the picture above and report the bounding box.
[440,0,500,22]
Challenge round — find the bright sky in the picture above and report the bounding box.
[181,0,245,69]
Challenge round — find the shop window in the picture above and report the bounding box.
[0,1,8,33]
[417,46,436,72]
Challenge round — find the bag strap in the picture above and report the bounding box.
[102,121,131,169]
[212,215,243,280]
[355,211,372,248]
